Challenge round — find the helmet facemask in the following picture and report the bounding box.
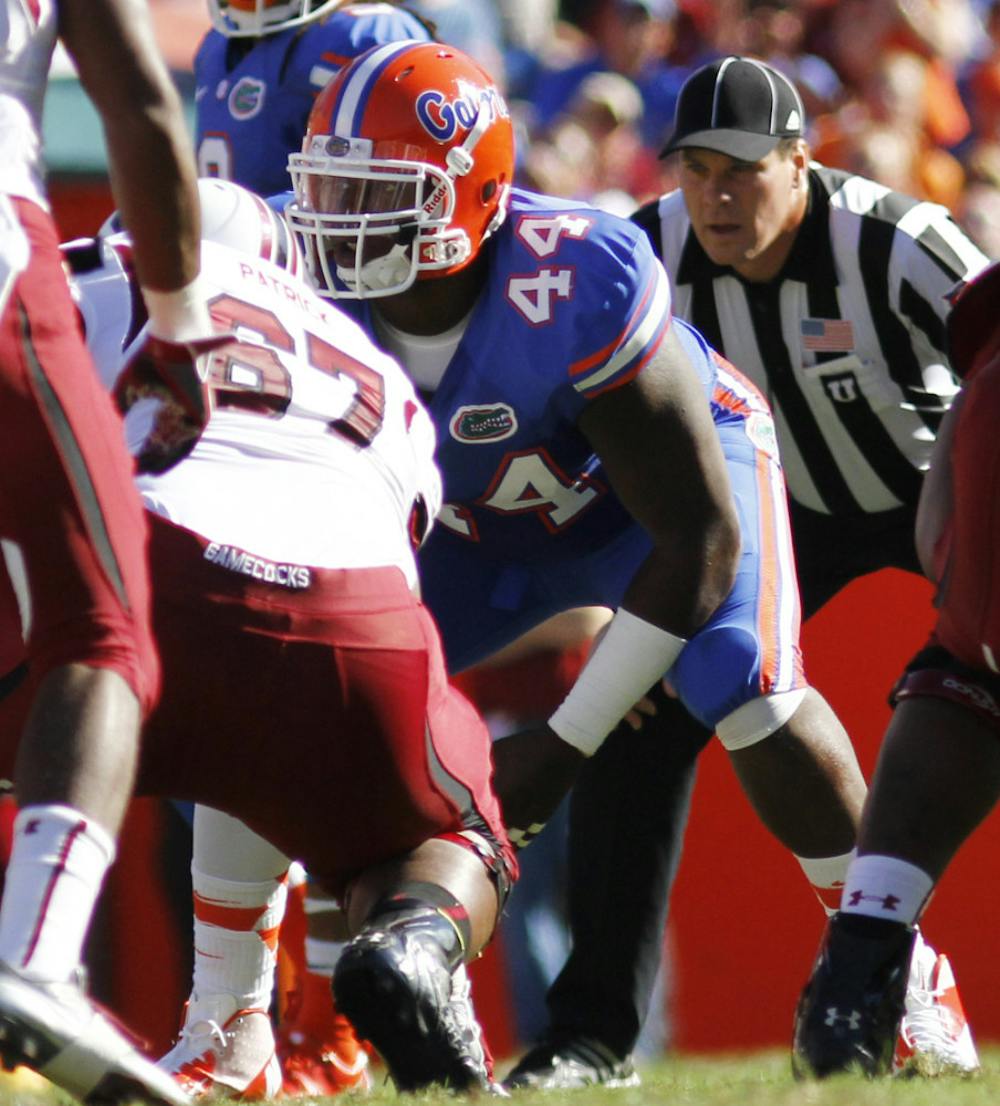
[207,0,342,38]
[288,94,510,300]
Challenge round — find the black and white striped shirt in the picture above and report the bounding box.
[632,165,989,516]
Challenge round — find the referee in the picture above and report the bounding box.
[507,55,989,1089]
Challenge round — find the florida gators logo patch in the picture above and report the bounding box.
[229,77,266,120]
[450,404,517,442]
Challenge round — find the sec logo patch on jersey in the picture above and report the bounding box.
[746,410,780,461]
[449,404,517,442]
[229,77,267,120]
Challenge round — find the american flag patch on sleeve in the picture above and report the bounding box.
[801,317,854,351]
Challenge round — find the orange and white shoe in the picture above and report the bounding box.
[158,993,282,1099]
[893,932,979,1075]
[276,997,370,1096]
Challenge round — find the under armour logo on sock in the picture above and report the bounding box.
[22,820,39,835]
[824,1007,862,1030]
[847,890,900,911]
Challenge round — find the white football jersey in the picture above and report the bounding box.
[126,240,441,587]
[0,0,56,207]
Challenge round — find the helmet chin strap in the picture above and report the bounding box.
[445,99,492,179]
[444,99,509,243]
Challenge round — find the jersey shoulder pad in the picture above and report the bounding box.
[499,192,672,399]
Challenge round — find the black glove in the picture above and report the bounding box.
[492,723,585,849]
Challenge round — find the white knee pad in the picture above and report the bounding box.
[715,687,807,751]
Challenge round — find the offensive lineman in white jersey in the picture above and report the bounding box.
[52,179,518,1097]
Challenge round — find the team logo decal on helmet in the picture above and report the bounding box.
[415,82,508,143]
[286,41,515,300]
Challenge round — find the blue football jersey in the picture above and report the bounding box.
[194,5,430,195]
[283,186,804,724]
[343,188,713,564]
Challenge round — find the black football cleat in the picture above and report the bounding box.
[503,1034,639,1091]
[333,926,499,1094]
[793,912,916,1079]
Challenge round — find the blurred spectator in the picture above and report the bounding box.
[736,0,842,118]
[812,46,967,205]
[519,70,663,210]
[408,0,507,86]
[498,0,559,56]
[966,0,1000,142]
[514,0,688,154]
[816,0,976,148]
[959,176,1000,255]
[956,139,1000,254]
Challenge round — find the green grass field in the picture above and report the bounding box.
[3,1050,1000,1106]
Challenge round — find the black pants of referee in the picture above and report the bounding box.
[543,503,921,1059]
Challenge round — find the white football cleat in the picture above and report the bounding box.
[158,993,282,1099]
[893,931,979,1075]
[0,961,190,1105]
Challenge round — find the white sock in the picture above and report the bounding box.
[191,869,287,1012]
[303,890,346,978]
[839,853,934,924]
[304,936,346,979]
[796,849,856,916]
[0,804,115,981]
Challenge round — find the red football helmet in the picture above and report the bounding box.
[286,40,515,299]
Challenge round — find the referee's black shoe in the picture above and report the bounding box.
[793,912,915,1079]
[503,1034,640,1090]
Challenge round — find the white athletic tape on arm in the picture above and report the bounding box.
[548,608,687,757]
[143,275,213,342]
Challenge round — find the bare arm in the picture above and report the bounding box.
[578,325,741,636]
[494,329,741,843]
[59,0,200,295]
[915,388,965,584]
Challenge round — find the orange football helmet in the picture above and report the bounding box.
[208,0,344,38]
[286,40,515,299]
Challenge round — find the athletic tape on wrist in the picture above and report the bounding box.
[143,275,213,342]
[548,608,687,756]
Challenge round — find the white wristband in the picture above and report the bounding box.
[548,608,687,757]
[142,276,213,342]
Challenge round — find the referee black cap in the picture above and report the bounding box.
[661,56,805,161]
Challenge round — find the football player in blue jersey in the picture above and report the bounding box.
[279,39,880,1085]
[194,0,433,196]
